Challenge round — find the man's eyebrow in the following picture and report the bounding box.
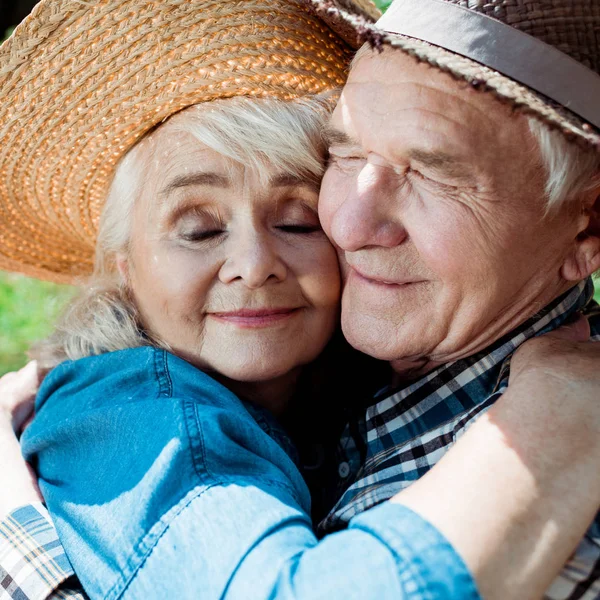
[323,126,360,148]
[269,173,320,192]
[160,172,230,198]
[408,149,472,180]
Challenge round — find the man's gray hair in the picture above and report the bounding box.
[32,96,334,369]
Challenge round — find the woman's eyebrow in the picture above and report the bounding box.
[160,172,230,198]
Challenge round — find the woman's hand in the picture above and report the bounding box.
[393,316,600,600]
[0,360,42,433]
[0,362,44,519]
[505,315,600,463]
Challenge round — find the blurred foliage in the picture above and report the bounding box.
[373,0,392,11]
[0,272,75,375]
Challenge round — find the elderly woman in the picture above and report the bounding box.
[1,1,600,600]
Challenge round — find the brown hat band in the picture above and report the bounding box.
[378,0,600,129]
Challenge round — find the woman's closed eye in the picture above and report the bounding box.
[180,228,225,242]
[276,222,322,234]
[173,204,226,243]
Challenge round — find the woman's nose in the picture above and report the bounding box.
[329,164,407,252]
[219,230,287,288]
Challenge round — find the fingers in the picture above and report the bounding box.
[543,314,590,342]
[0,361,41,433]
[510,317,600,387]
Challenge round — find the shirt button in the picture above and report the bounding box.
[338,462,351,478]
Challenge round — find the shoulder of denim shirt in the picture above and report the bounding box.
[35,347,310,507]
[37,347,243,415]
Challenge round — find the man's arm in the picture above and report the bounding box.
[2,322,600,600]
[0,362,42,521]
[0,503,87,600]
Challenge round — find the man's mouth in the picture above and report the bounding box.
[349,266,420,287]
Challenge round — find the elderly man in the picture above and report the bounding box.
[315,0,600,598]
[1,1,600,599]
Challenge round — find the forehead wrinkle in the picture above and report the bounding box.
[346,65,505,127]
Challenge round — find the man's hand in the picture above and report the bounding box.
[0,360,43,434]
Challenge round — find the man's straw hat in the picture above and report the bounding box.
[0,0,380,284]
[317,0,600,149]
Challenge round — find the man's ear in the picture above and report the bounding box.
[115,253,130,285]
[561,186,600,281]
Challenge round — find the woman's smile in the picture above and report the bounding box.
[208,307,302,328]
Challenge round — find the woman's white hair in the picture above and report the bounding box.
[32,95,334,370]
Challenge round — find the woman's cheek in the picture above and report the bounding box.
[297,239,341,309]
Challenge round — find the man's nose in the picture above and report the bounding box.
[219,230,287,288]
[329,164,407,252]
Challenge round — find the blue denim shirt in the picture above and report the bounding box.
[22,348,479,600]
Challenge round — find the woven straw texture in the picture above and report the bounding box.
[0,0,355,283]
[315,0,600,149]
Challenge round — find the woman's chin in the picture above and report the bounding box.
[209,361,299,384]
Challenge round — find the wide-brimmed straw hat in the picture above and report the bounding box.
[316,0,600,151]
[0,0,380,284]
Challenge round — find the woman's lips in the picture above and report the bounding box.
[208,308,300,328]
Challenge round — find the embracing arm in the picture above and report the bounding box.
[0,363,86,600]
[394,320,600,600]
[0,362,42,521]
[2,325,600,600]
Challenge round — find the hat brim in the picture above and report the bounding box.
[0,0,357,284]
[314,0,600,151]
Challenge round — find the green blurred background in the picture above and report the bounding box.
[0,0,597,376]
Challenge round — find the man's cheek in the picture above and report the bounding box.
[318,171,346,238]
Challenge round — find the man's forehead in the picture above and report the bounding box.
[333,52,528,163]
[344,46,512,121]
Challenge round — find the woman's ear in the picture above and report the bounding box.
[115,254,130,285]
[561,186,600,281]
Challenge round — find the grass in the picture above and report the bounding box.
[374,0,393,11]
[0,272,74,376]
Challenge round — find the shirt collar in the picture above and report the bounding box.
[367,278,595,449]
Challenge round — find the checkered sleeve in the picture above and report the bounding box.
[0,503,87,600]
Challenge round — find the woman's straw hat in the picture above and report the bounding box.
[0,0,380,284]
[316,0,600,151]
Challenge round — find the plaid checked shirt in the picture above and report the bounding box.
[0,280,598,600]
[321,278,600,600]
[0,504,86,600]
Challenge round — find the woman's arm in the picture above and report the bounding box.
[394,319,600,600]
